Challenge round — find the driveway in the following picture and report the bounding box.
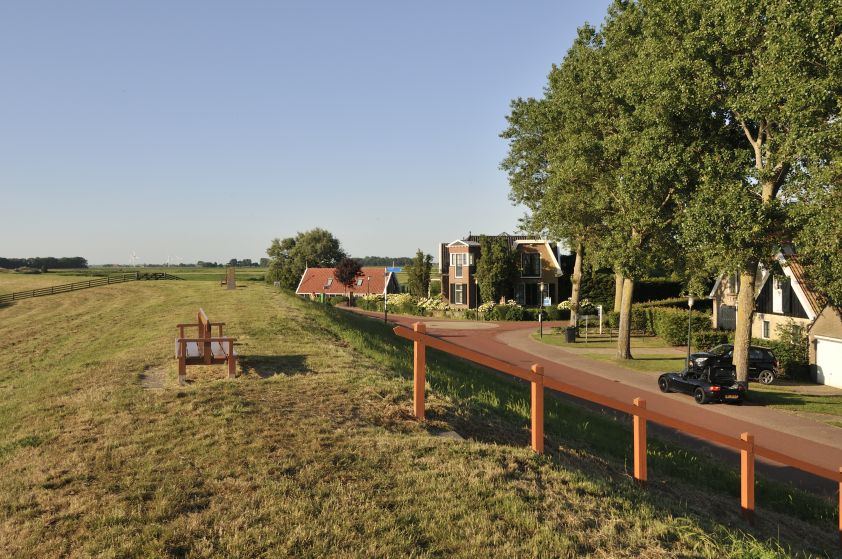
[348,309,842,495]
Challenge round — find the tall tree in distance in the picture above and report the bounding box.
[266,228,346,289]
[405,249,433,297]
[475,236,517,304]
[334,257,364,306]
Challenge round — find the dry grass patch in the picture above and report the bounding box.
[0,281,837,557]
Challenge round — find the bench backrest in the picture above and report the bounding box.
[198,308,211,338]
[198,308,213,363]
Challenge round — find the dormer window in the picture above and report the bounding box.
[522,252,541,277]
[325,277,333,289]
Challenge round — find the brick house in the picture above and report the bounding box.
[438,234,563,308]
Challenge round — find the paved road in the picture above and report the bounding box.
[351,309,842,496]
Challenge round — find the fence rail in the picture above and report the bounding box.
[0,273,140,303]
[393,322,842,547]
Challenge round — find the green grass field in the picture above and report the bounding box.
[0,278,837,557]
[9,266,268,284]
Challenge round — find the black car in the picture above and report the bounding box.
[687,344,778,385]
[658,368,746,404]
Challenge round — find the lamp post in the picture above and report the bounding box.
[687,295,695,371]
[539,281,545,338]
[367,275,371,295]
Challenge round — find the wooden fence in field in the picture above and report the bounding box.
[394,322,842,548]
[0,272,182,304]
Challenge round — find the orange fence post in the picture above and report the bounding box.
[413,322,427,420]
[741,432,755,523]
[633,398,647,485]
[531,364,544,454]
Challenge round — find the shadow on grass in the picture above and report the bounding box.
[240,354,309,378]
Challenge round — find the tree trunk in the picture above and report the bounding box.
[569,241,584,327]
[733,260,759,386]
[613,271,623,312]
[616,277,634,359]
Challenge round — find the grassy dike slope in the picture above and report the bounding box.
[0,281,836,558]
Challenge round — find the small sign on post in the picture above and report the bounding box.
[543,297,551,307]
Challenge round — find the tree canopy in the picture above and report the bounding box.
[502,0,841,370]
[405,249,433,297]
[474,236,518,304]
[266,228,346,289]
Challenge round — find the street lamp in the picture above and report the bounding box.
[367,275,371,295]
[539,281,545,338]
[687,295,696,371]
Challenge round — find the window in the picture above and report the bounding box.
[522,252,540,277]
[762,320,770,339]
[451,253,466,278]
[356,278,364,287]
[324,277,333,288]
[728,274,740,294]
[454,284,465,305]
[524,283,539,306]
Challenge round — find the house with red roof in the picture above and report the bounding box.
[295,267,401,300]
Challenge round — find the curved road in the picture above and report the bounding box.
[353,309,842,497]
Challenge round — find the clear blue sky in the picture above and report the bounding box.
[1,1,611,264]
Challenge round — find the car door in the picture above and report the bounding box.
[673,372,694,394]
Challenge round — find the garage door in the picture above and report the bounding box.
[815,336,842,389]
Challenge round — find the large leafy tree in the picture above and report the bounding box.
[405,249,433,297]
[266,228,346,289]
[502,25,609,328]
[589,1,722,359]
[791,174,842,307]
[667,0,842,383]
[474,235,518,304]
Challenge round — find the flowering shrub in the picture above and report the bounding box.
[417,297,449,311]
[489,299,525,321]
[558,297,595,313]
[385,293,415,307]
[478,301,496,313]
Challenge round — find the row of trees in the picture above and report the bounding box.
[501,0,841,385]
[0,257,88,270]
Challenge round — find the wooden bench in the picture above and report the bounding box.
[175,308,237,385]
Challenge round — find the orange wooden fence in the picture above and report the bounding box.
[394,322,842,547]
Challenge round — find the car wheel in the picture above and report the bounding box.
[757,370,775,385]
[693,387,708,405]
[658,377,670,393]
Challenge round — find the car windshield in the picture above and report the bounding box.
[709,344,731,356]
